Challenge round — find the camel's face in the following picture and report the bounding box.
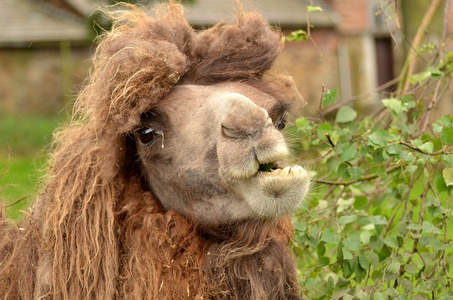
[134,82,309,224]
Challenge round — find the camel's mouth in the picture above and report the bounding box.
[256,162,306,179]
[236,162,309,217]
[258,162,278,173]
[256,164,306,178]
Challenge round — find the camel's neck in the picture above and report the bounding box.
[201,218,301,299]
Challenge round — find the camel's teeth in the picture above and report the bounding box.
[281,166,290,174]
[289,165,304,176]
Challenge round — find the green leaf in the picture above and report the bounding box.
[384,288,399,297]
[370,235,384,251]
[418,141,433,153]
[382,98,408,115]
[421,221,443,234]
[406,165,418,174]
[442,154,453,166]
[372,148,385,163]
[339,215,357,225]
[437,115,453,127]
[318,256,330,266]
[368,130,394,147]
[427,238,451,251]
[433,122,443,133]
[307,5,323,12]
[342,247,353,260]
[317,242,326,256]
[407,223,422,231]
[387,261,400,273]
[348,166,364,181]
[385,143,400,155]
[283,29,308,42]
[404,263,418,275]
[442,167,453,186]
[337,163,351,179]
[355,261,367,282]
[373,292,388,300]
[295,117,310,131]
[340,144,358,162]
[322,88,338,106]
[321,228,341,244]
[336,106,357,123]
[336,277,350,288]
[368,215,388,225]
[326,156,339,171]
[397,183,409,197]
[409,70,431,85]
[358,253,370,270]
[294,221,307,232]
[315,123,333,140]
[401,278,413,294]
[428,66,444,78]
[441,126,453,145]
[343,236,361,252]
[369,252,379,267]
[342,259,354,278]
[402,94,416,109]
[384,236,398,249]
[354,196,367,210]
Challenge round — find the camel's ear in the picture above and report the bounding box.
[183,11,283,83]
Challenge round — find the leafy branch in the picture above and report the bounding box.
[289,1,453,298]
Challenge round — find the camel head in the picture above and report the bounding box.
[133,81,310,225]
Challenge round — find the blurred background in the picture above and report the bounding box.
[1,0,453,218]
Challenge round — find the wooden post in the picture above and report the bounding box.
[60,40,72,105]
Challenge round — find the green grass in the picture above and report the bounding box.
[0,114,62,220]
[0,115,62,157]
[0,157,46,220]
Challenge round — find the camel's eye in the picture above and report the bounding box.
[137,127,156,144]
[275,119,286,130]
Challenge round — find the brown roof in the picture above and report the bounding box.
[0,0,88,45]
[180,0,337,27]
[0,0,336,46]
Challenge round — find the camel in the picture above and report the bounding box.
[0,2,309,299]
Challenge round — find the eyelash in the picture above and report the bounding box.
[275,119,286,130]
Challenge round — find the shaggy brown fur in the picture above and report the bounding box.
[0,2,306,299]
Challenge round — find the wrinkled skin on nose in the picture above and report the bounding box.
[218,94,289,180]
[134,82,309,225]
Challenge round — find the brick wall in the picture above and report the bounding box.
[327,0,370,33]
[275,29,341,115]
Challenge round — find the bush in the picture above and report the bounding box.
[290,3,453,299]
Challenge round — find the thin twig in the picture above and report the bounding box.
[313,164,402,186]
[442,201,452,287]
[398,140,453,156]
